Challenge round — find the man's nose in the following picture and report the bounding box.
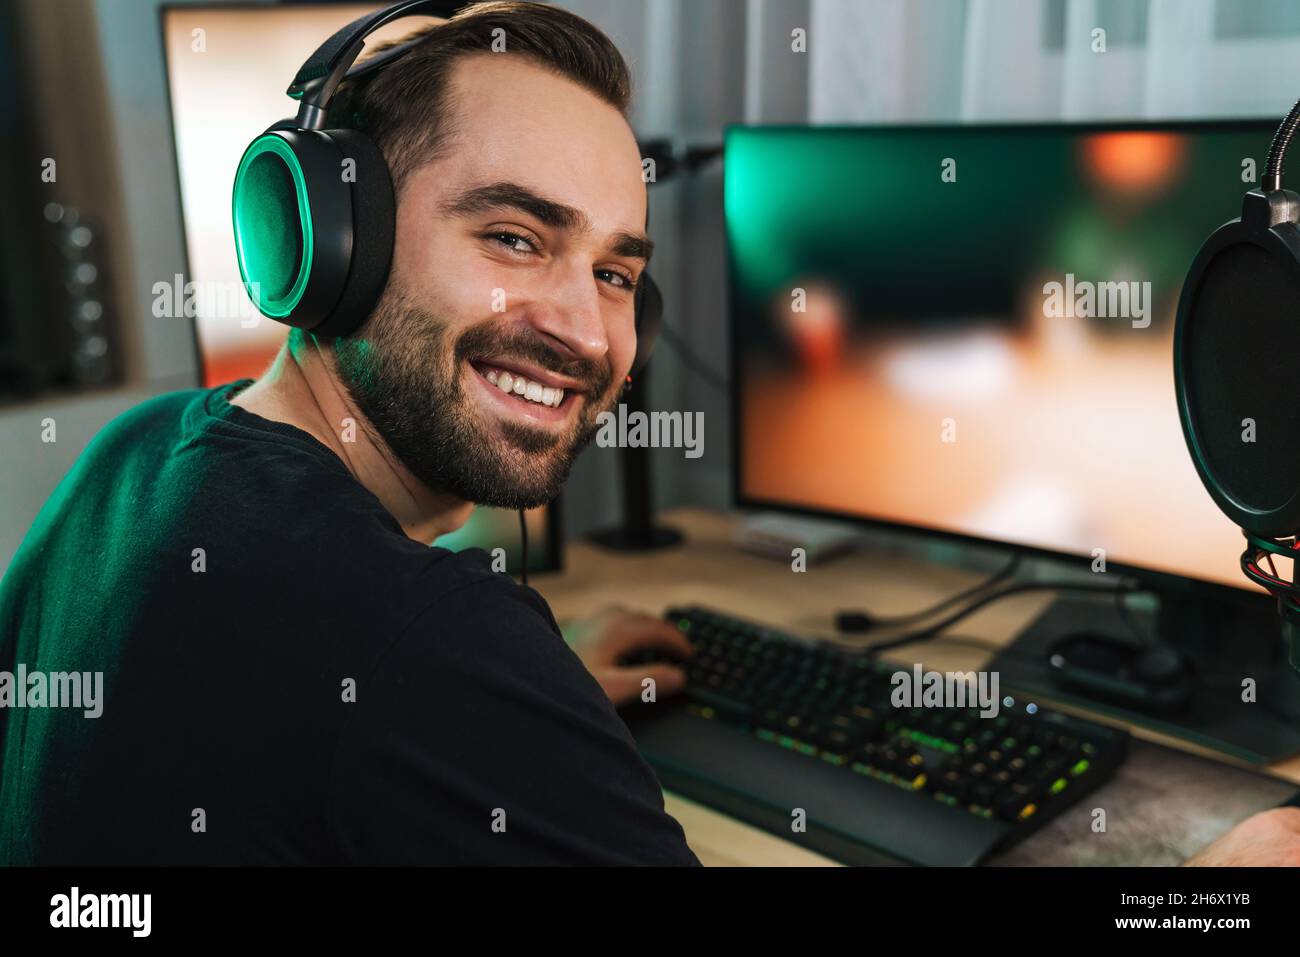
[528,261,609,364]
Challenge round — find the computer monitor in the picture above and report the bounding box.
[159,2,560,572]
[729,121,1279,596]
[727,121,1300,759]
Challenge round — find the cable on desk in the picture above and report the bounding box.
[836,553,1023,634]
[863,580,1145,657]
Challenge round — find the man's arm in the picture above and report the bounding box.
[1183,806,1300,866]
[324,578,700,865]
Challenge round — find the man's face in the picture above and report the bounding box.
[335,53,650,509]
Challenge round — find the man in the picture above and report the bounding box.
[0,1,699,865]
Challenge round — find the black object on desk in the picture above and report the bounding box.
[620,605,1129,866]
[588,369,682,552]
[1047,630,1195,714]
[991,597,1300,763]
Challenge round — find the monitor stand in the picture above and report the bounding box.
[587,369,683,553]
[987,588,1300,763]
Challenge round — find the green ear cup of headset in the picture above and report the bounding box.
[232,128,394,337]
[232,132,316,319]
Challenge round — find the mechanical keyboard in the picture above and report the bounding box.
[619,605,1130,866]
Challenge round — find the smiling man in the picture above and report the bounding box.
[0,1,699,866]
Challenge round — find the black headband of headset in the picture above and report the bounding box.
[288,0,464,129]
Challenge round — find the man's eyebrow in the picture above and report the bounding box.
[440,181,654,264]
[611,231,654,264]
[442,181,585,231]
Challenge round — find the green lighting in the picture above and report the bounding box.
[232,134,314,319]
[899,728,959,755]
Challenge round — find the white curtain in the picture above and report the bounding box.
[806,0,1300,123]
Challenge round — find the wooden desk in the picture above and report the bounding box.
[531,507,1300,866]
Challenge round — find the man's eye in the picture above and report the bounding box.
[597,268,637,290]
[487,231,536,254]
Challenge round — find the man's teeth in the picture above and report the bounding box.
[484,368,565,408]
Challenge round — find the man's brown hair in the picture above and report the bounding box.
[327,0,634,195]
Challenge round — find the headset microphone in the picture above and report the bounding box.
[1175,96,1300,671]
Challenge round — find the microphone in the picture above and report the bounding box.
[1175,97,1300,671]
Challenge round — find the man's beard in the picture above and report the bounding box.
[333,288,615,510]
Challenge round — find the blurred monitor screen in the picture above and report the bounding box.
[727,121,1275,593]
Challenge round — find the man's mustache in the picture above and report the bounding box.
[454,323,612,398]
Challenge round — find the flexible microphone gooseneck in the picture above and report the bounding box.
[1263,96,1300,192]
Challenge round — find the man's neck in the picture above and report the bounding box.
[229,334,474,544]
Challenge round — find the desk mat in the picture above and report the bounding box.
[990,738,1299,865]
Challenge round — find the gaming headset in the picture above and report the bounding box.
[230,0,662,377]
[1175,98,1300,669]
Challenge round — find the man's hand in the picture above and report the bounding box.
[565,605,693,708]
[1183,806,1300,866]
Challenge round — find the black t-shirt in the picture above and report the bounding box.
[0,380,699,865]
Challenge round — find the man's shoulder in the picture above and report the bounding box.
[77,386,206,456]
[354,554,604,725]
[397,557,565,663]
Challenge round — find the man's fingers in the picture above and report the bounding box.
[597,664,687,707]
[638,663,688,696]
[610,614,694,658]
[597,671,645,708]
[608,663,687,699]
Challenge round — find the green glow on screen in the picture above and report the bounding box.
[232,135,313,318]
[723,124,1270,324]
[723,126,1065,317]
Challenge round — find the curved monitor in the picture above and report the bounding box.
[728,121,1276,594]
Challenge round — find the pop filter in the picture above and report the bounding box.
[1175,98,1300,667]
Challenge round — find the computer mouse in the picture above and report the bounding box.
[1132,644,1189,686]
[1047,631,1193,714]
